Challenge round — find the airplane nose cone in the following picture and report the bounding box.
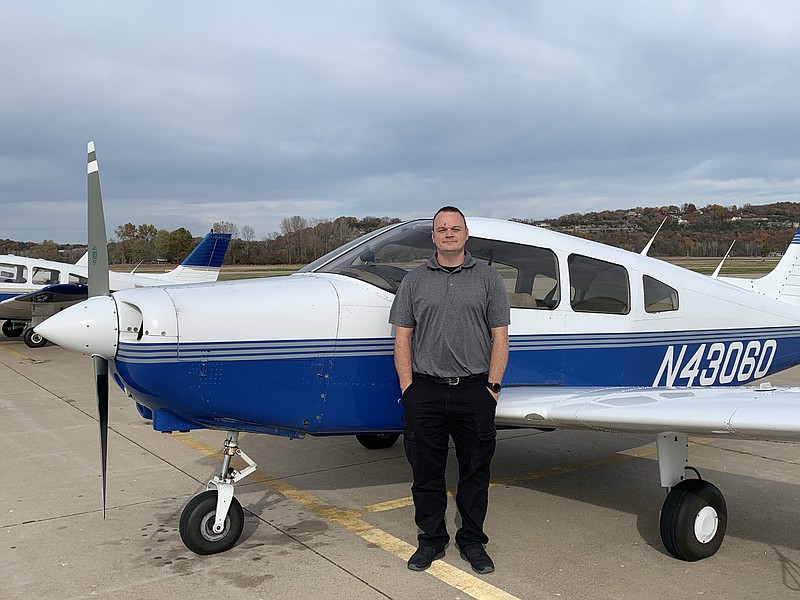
[34,296,118,359]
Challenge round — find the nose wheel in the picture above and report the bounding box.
[24,328,48,348]
[180,490,244,555]
[179,432,256,555]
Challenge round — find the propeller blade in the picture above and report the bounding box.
[94,354,109,517]
[87,141,109,298]
[87,141,111,516]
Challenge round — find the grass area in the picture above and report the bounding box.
[111,256,780,282]
[217,265,304,280]
[109,263,304,280]
[659,256,780,276]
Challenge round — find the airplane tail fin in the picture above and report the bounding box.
[720,227,800,305]
[158,232,232,284]
[75,251,89,267]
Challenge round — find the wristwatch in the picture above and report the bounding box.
[486,382,502,393]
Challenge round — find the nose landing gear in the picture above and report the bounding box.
[179,432,257,555]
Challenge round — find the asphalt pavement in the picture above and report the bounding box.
[2,337,800,599]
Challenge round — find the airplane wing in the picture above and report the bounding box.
[0,283,88,319]
[496,384,800,442]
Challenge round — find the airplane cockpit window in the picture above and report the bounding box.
[32,267,60,285]
[568,254,630,314]
[0,262,28,284]
[643,275,679,313]
[69,273,88,285]
[304,220,434,293]
[304,219,560,306]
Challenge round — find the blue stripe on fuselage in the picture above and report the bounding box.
[114,326,800,434]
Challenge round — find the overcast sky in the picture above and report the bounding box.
[2,1,799,243]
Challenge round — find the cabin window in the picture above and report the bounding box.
[32,267,60,285]
[468,240,559,309]
[69,273,88,285]
[0,262,27,284]
[568,254,630,314]
[643,275,679,313]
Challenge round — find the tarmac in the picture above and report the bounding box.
[2,335,800,600]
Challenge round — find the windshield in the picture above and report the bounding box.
[305,219,434,293]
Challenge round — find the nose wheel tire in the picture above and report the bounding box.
[23,328,47,348]
[660,478,727,561]
[356,433,400,449]
[179,490,244,555]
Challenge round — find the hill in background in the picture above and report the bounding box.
[518,202,800,257]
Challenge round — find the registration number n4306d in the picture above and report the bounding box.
[652,340,777,387]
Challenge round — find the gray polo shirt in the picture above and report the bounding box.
[389,251,511,378]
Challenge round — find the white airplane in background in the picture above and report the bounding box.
[1,228,230,347]
[37,142,800,562]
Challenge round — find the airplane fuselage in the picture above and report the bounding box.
[56,218,800,437]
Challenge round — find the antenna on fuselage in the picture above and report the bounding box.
[640,216,668,256]
[712,240,736,278]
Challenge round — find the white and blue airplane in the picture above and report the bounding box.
[0,227,230,348]
[36,143,800,562]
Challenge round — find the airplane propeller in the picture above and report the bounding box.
[87,141,111,516]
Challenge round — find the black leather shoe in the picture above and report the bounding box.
[459,544,495,574]
[407,545,445,571]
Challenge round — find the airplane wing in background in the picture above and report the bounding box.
[496,384,800,442]
[0,283,88,320]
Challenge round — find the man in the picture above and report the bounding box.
[389,206,510,575]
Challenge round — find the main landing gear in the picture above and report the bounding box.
[2,320,24,338]
[656,432,728,561]
[355,432,400,450]
[179,432,257,555]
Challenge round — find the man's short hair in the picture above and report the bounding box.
[433,206,467,229]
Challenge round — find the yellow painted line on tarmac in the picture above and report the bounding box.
[174,433,524,600]
[365,439,708,514]
[0,344,31,361]
[364,445,656,514]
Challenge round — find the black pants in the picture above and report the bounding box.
[402,375,497,551]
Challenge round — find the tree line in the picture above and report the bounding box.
[5,201,800,265]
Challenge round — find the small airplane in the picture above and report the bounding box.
[37,142,800,562]
[1,214,230,348]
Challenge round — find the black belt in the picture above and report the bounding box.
[414,372,487,386]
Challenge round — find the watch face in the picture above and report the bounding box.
[488,382,501,393]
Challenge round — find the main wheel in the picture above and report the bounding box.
[179,490,245,555]
[356,433,400,450]
[2,320,23,337]
[660,478,727,561]
[23,328,47,348]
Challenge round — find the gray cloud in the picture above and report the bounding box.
[2,1,799,243]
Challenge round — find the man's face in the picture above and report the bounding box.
[432,211,468,256]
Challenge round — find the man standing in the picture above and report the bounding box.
[389,206,510,574]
